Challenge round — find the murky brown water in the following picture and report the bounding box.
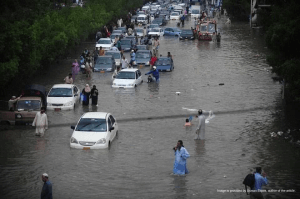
[0,16,299,199]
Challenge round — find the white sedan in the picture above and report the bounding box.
[47,84,80,110]
[148,28,164,37]
[112,68,143,88]
[96,38,114,50]
[170,12,180,20]
[70,112,118,149]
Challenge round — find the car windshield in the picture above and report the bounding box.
[116,71,135,79]
[192,10,200,14]
[171,28,180,32]
[105,52,121,59]
[137,46,147,50]
[48,88,73,97]
[171,13,179,16]
[76,118,107,132]
[150,24,159,28]
[98,40,111,44]
[96,57,112,65]
[136,52,150,58]
[113,30,122,34]
[17,100,41,111]
[181,30,192,34]
[157,58,171,65]
[200,25,207,32]
[110,35,118,39]
[121,40,131,45]
[208,24,215,33]
[136,29,143,32]
[138,17,145,20]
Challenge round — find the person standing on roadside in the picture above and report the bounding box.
[90,85,99,106]
[41,173,52,199]
[250,167,268,199]
[195,109,205,140]
[32,107,48,137]
[173,140,190,175]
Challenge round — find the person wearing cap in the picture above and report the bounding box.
[145,66,160,82]
[129,49,136,66]
[32,107,48,137]
[41,173,53,199]
[8,95,22,111]
[251,167,268,199]
[195,109,205,140]
[64,73,73,84]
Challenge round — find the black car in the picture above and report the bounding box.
[152,18,166,26]
[179,29,195,40]
[94,56,116,72]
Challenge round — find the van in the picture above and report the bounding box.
[137,14,148,25]
[142,6,149,13]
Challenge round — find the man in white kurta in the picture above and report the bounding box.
[32,107,48,137]
[195,109,206,140]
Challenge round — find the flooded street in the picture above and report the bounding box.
[1,17,299,199]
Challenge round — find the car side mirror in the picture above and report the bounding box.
[109,127,114,131]
[71,125,75,130]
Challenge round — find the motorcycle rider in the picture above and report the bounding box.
[145,66,160,82]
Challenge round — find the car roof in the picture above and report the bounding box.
[82,112,109,119]
[99,55,113,58]
[99,38,111,40]
[138,14,147,17]
[136,50,150,53]
[120,68,139,72]
[52,84,75,88]
[106,51,120,54]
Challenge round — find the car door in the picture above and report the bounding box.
[108,115,117,139]
[164,28,170,35]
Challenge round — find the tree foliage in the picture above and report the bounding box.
[0,0,143,88]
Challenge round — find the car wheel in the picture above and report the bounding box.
[135,84,137,88]
[116,131,118,138]
[108,141,111,150]
[141,80,143,83]
[73,104,76,109]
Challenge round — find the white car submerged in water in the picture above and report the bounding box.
[112,68,143,88]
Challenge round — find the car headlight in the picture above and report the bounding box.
[47,103,52,106]
[133,61,136,65]
[15,114,22,119]
[64,101,73,106]
[191,36,194,39]
[96,138,106,144]
[180,36,183,38]
[146,61,150,65]
[70,137,78,144]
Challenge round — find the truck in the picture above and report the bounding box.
[0,84,47,125]
[191,5,201,19]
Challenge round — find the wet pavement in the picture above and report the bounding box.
[0,16,300,199]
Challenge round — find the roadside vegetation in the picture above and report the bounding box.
[0,0,143,96]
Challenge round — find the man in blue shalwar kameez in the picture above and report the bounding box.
[173,140,190,175]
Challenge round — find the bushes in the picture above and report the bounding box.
[0,0,143,88]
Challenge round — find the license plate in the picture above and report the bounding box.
[139,65,144,68]
[54,108,61,111]
[83,147,90,150]
[100,71,105,73]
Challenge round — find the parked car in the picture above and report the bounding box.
[136,45,148,50]
[70,112,118,149]
[110,33,121,43]
[148,28,164,37]
[104,51,121,66]
[170,12,180,20]
[96,38,114,50]
[163,27,181,36]
[152,18,166,26]
[134,50,152,66]
[47,84,80,110]
[134,28,144,37]
[117,27,127,35]
[120,39,133,52]
[179,29,195,40]
[155,57,174,71]
[94,55,116,72]
[112,68,143,88]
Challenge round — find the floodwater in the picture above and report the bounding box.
[1,16,299,199]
